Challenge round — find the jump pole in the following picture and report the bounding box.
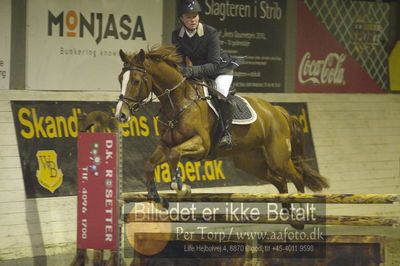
[123,192,400,227]
[125,213,400,227]
[122,192,400,204]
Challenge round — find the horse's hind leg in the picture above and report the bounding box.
[232,150,289,194]
[263,137,308,229]
[233,152,304,229]
[284,159,306,193]
[269,157,305,193]
[263,134,305,193]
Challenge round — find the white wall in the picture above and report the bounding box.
[0,90,399,260]
[0,0,11,90]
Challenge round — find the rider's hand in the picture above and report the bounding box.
[180,66,193,78]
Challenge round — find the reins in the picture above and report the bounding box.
[154,78,211,130]
[118,63,212,135]
[156,77,187,113]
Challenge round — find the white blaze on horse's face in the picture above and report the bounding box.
[121,70,131,97]
[115,70,131,122]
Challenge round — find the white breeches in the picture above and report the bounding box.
[215,74,233,97]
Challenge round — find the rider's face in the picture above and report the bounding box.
[180,13,199,31]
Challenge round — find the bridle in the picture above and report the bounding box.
[117,66,154,115]
[117,64,187,116]
[116,63,209,132]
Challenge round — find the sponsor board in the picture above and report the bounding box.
[200,0,287,92]
[11,101,318,198]
[77,133,119,250]
[296,0,384,93]
[389,41,400,92]
[26,0,162,91]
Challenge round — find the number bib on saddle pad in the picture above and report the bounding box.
[203,86,258,125]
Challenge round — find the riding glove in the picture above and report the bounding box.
[180,66,193,78]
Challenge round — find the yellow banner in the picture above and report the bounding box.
[389,41,400,92]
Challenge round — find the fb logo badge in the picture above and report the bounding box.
[36,150,63,193]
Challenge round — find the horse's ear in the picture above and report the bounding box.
[185,56,193,66]
[119,49,128,63]
[137,49,146,64]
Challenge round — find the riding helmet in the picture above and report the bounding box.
[177,0,202,16]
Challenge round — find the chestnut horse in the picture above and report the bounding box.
[115,46,329,208]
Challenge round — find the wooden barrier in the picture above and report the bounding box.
[123,192,400,227]
[131,234,387,266]
[125,213,400,227]
[122,192,400,204]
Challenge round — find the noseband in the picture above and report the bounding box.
[117,64,187,116]
[118,66,153,115]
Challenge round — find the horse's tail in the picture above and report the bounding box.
[276,106,330,192]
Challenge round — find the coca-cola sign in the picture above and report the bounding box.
[298,52,346,85]
[296,1,383,93]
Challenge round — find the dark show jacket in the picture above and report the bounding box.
[172,23,239,79]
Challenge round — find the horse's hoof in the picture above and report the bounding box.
[170,181,178,191]
[290,223,305,230]
[184,184,191,196]
[159,198,169,209]
[177,184,191,198]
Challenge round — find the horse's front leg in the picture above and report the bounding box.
[144,144,169,208]
[168,135,207,197]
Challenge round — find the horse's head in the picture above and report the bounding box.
[115,49,153,123]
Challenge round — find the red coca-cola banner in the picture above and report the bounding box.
[296,0,383,93]
[77,133,119,250]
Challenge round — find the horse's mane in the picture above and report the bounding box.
[130,45,183,68]
[148,45,183,66]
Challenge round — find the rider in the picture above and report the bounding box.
[172,0,240,150]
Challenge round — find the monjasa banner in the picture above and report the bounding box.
[26,0,163,91]
[11,100,318,198]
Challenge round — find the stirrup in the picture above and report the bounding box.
[219,134,232,150]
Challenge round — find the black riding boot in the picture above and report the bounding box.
[218,100,233,150]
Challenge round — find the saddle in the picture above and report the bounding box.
[202,81,257,125]
[197,81,257,156]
